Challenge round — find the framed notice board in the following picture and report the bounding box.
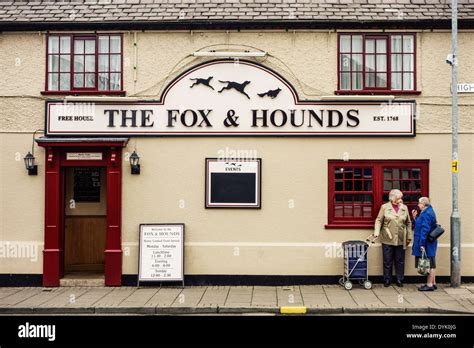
[73,167,101,202]
[138,223,185,287]
[205,158,262,208]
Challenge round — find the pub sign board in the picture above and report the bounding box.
[45,60,415,136]
[138,224,184,283]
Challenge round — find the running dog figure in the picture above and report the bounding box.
[190,76,214,90]
[218,80,251,99]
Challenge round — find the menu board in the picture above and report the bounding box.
[138,224,184,282]
[73,168,101,202]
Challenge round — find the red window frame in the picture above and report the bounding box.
[43,33,124,95]
[326,160,429,229]
[337,33,418,95]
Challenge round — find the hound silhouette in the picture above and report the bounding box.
[190,76,214,90]
[258,87,282,99]
[218,80,251,99]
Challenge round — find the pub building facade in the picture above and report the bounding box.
[0,0,473,287]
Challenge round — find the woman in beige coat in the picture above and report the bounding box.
[374,189,412,287]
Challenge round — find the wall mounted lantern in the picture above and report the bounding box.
[24,129,42,176]
[130,150,140,175]
[24,152,37,175]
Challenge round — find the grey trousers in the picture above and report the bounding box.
[382,243,405,282]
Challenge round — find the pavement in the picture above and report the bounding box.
[0,283,473,315]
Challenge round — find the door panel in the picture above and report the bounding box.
[64,215,106,272]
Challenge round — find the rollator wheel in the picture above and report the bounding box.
[338,277,345,286]
[344,281,353,290]
[363,280,372,290]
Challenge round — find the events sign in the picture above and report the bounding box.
[138,224,184,283]
[45,60,415,136]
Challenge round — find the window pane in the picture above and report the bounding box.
[74,40,84,54]
[354,181,362,191]
[351,54,362,71]
[48,73,59,90]
[110,73,121,90]
[365,73,375,88]
[74,55,84,73]
[85,40,95,54]
[354,168,362,178]
[365,39,375,54]
[99,36,109,54]
[48,37,59,54]
[345,181,353,191]
[391,54,402,71]
[402,181,411,191]
[391,72,402,89]
[110,55,120,72]
[335,181,343,191]
[391,35,402,53]
[376,73,387,88]
[85,55,95,72]
[59,73,70,91]
[376,55,387,72]
[384,181,392,191]
[392,169,400,179]
[344,168,353,179]
[403,72,414,90]
[74,74,84,88]
[364,169,372,178]
[364,181,372,191]
[99,55,109,72]
[392,181,400,189]
[403,36,414,53]
[60,36,71,54]
[366,55,375,71]
[340,54,351,71]
[98,72,109,90]
[352,35,363,53]
[59,55,70,72]
[340,72,350,90]
[352,72,362,90]
[110,36,121,53]
[49,55,59,72]
[403,54,414,71]
[85,73,95,88]
[340,35,351,52]
[344,206,353,216]
[376,39,386,53]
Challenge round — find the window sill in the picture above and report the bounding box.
[325,224,374,229]
[335,90,421,95]
[41,90,126,96]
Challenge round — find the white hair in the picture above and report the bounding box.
[419,197,431,206]
[388,189,403,202]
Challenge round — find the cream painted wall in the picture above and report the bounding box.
[0,30,473,276]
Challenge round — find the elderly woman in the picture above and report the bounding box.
[412,197,438,291]
[374,189,412,287]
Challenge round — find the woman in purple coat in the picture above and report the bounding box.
[411,197,438,291]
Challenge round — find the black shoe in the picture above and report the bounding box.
[383,281,391,287]
[418,284,434,291]
[433,284,438,290]
[396,280,403,287]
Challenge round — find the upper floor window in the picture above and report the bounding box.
[46,34,123,93]
[338,34,416,93]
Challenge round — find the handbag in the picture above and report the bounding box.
[428,224,444,242]
[417,249,430,275]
